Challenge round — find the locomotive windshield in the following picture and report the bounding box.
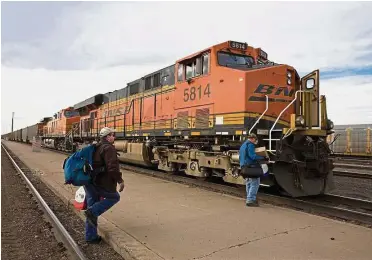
[217,51,255,68]
[64,110,80,118]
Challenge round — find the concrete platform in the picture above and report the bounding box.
[3,140,372,260]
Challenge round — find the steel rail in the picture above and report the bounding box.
[333,168,372,180]
[333,162,372,170]
[1,144,88,260]
[321,194,372,212]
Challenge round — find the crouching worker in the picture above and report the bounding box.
[84,127,125,243]
[239,133,265,207]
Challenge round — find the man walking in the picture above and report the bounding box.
[239,133,264,207]
[84,127,125,243]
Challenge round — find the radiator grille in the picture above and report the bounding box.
[177,111,189,129]
[195,108,210,128]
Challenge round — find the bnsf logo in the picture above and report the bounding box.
[254,84,294,97]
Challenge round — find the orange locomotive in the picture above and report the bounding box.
[51,40,335,197]
[42,107,80,150]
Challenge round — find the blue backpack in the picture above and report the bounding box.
[62,144,105,186]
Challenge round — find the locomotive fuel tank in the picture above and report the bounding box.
[115,141,153,167]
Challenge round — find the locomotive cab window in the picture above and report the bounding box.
[202,54,209,74]
[306,78,315,89]
[177,64,184,82]
[184,52,210,81]
[185,60,196,79]
[64,110,79,118]
[217,51,255,68]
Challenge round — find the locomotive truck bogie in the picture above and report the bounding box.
[112,134,333,197]
[116,139,267,186]
[273,134,335,197]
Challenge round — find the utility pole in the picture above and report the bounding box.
[11,112,14,132]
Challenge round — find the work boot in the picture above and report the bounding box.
[86,235,102,244]
[84,209,97,227]
[246,200,259,207]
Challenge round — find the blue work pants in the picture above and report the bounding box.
[246,177,260,202]
[83,184,120,241]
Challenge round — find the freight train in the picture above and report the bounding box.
[328,124,371,157]
[2,40,338,197]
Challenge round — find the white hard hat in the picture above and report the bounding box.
[99,127,114,137]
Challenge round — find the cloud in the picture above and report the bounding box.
[1,2,372,134]
[2,1,372,73]
[1,63,163,134]
[321,75,372,125]
[320,65,372,79]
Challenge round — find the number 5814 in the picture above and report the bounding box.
[183,84,211,102]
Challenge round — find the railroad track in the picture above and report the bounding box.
[338,157,371,163]
[37,144,372,228]
[332,159,372,180]
[333,158,371,166]
[332,156,372,180]
[6,141,372,227]
[333,168,372,180]
[334,163,372,170]
[1,144,88,260]
[331,154,372,161]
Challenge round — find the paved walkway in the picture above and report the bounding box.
[3,140,372,260]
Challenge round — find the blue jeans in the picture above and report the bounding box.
[83,184,120,241]
[246,178,260,202]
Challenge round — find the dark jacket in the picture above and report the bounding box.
[239,140,264,167]
[93,140,123,192]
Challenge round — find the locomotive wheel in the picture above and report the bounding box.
[272,134,336,197]
[273,161,333,197]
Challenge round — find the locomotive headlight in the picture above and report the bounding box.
[287,70,292,85]
[295,116,305,126]
[327,119,334,130]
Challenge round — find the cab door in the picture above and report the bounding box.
[174,51,213,132]
[300,70,320,128]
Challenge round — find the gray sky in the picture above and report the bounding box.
[2,2,79,43]
[2,1,372,134]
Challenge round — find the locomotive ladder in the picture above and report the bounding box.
[64,123,80,151]
[264,90,305,153]
[248,95,281,154]
[249,95,269,134]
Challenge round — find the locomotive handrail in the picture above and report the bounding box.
[268,90,308,152]
[249,95,269,134]
[123,98,135,134]
[123,98,135,115]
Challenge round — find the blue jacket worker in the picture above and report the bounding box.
[83,127,125,243]
[239,133,265,207]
